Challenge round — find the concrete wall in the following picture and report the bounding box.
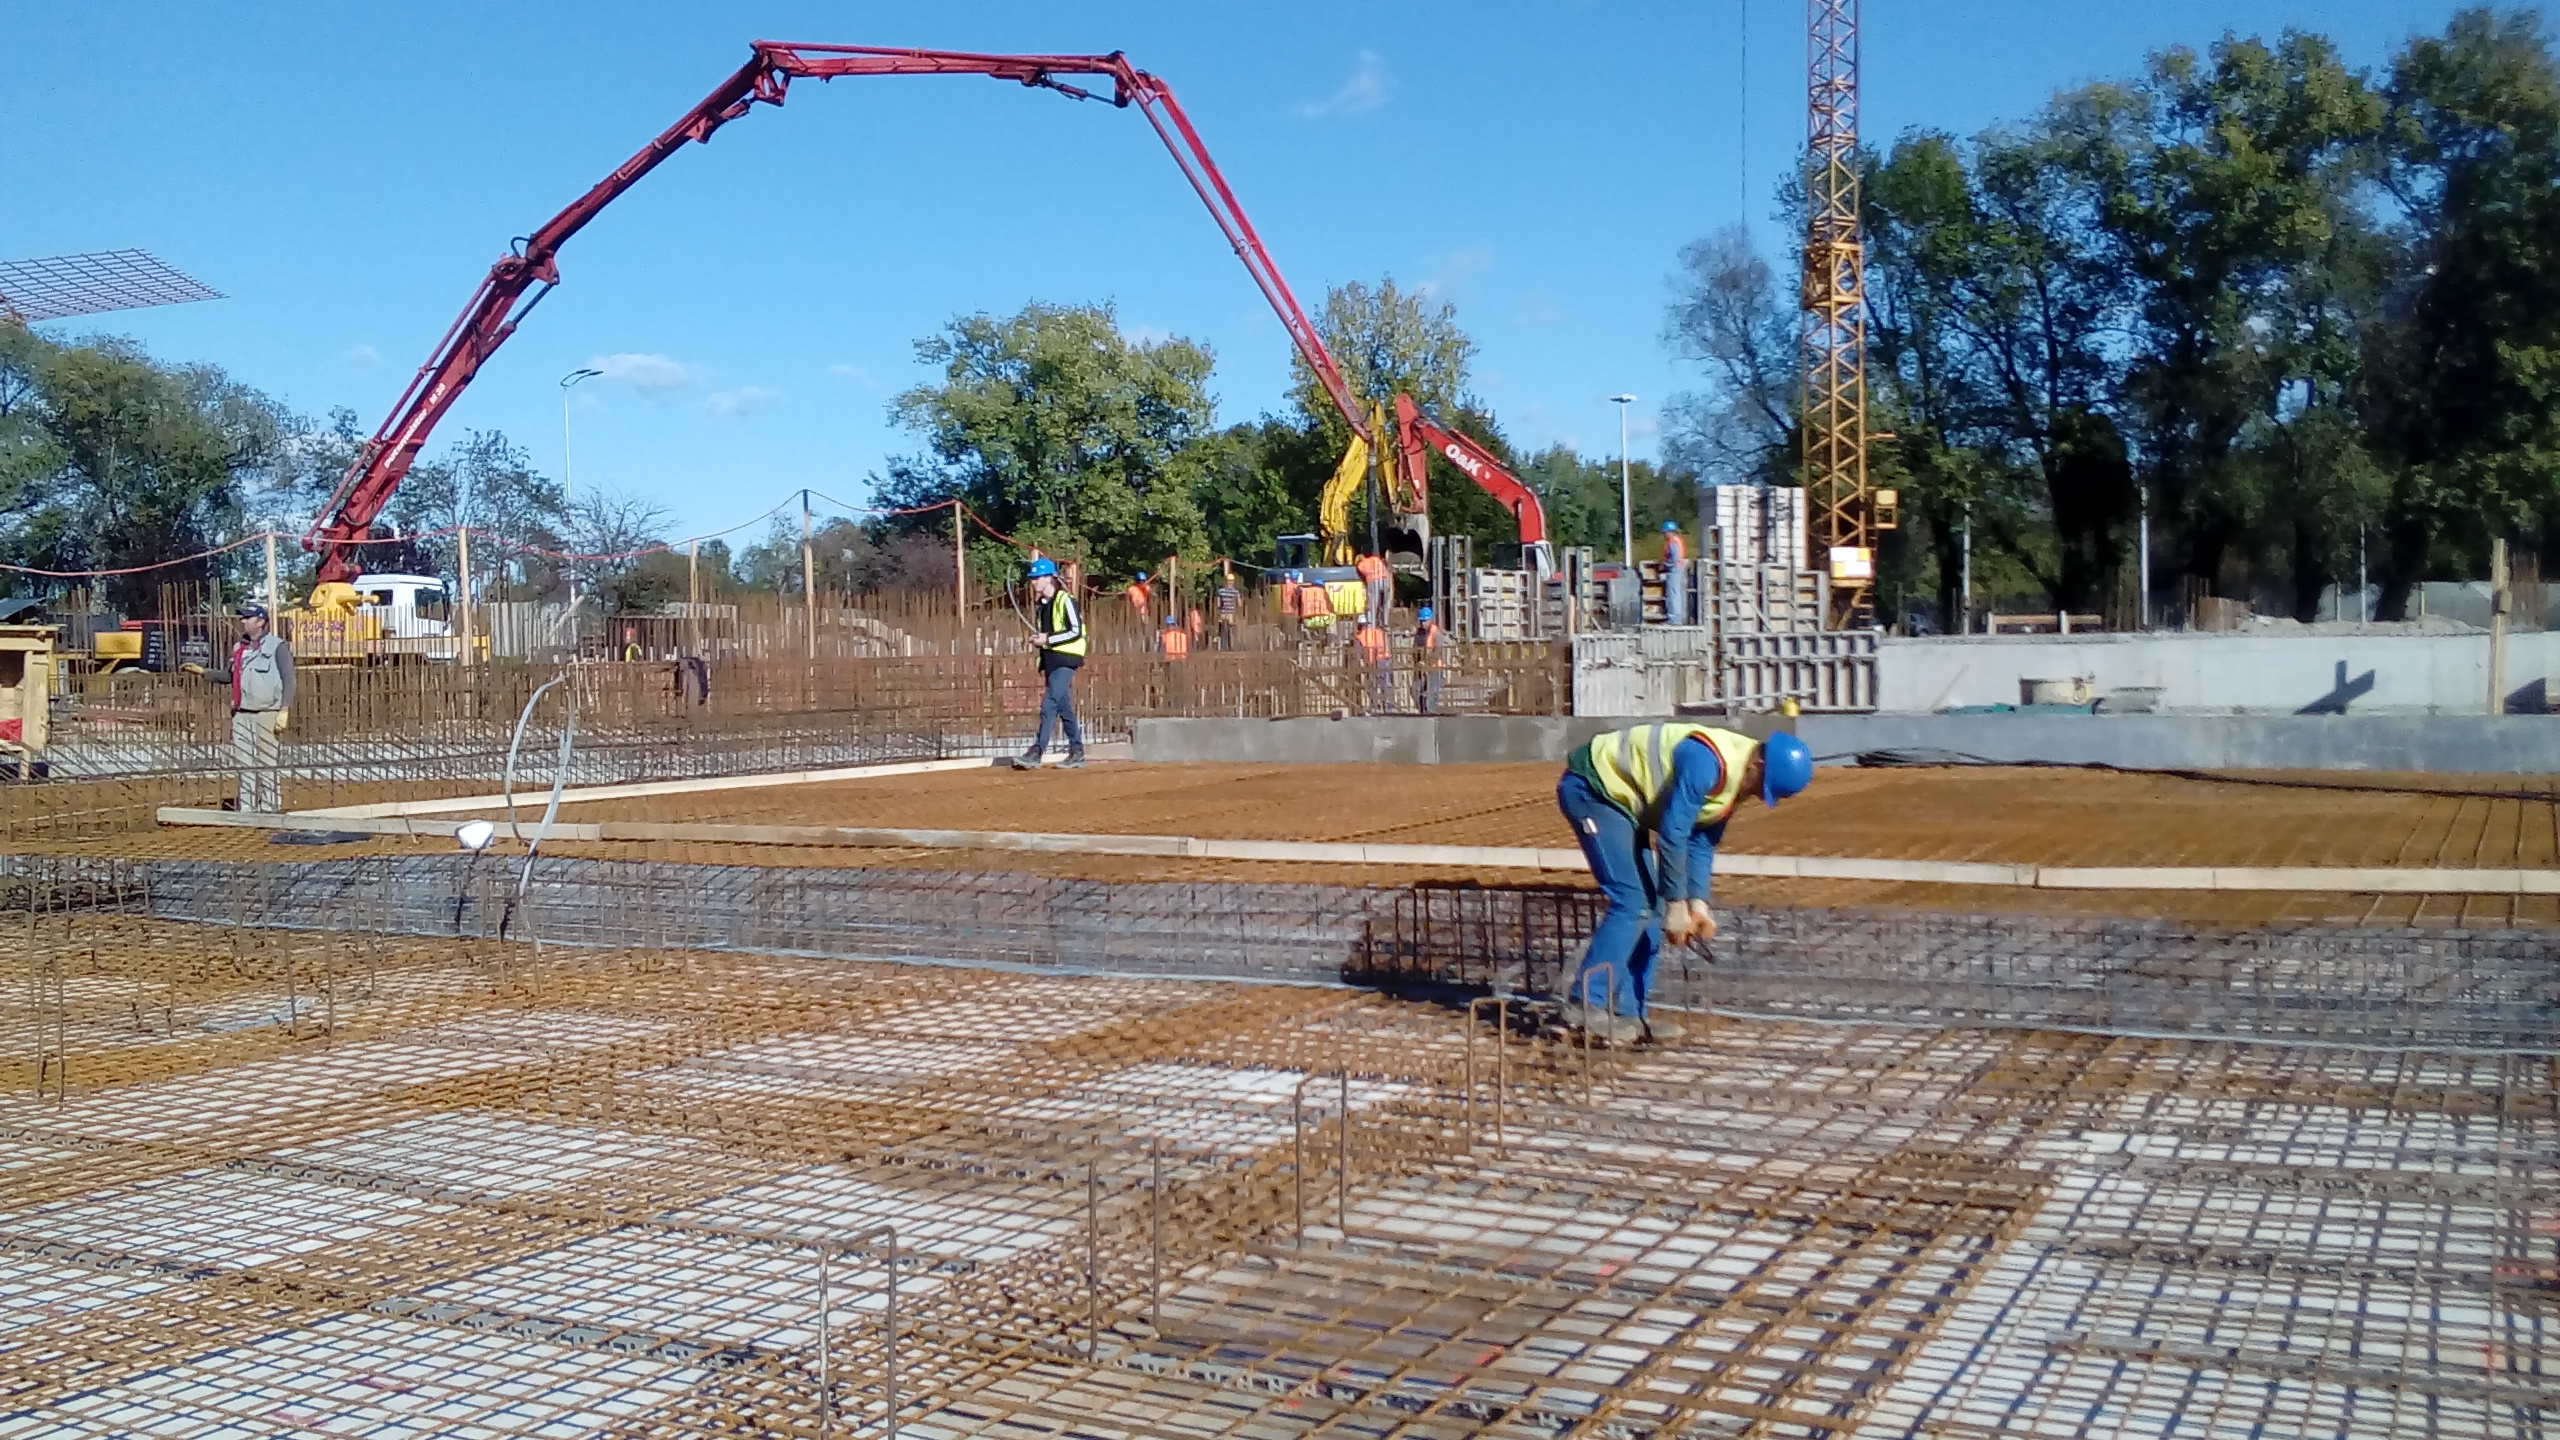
[1796,712,2560,774]
[1136,712,2559,773]
[1881,629,2559,715]
[1133,715,1792,765]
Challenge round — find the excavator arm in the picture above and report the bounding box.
[306,42,1378,581]
[1394,393,1552,570]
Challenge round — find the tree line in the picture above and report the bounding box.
[0,279,1684,618]
[1667,7,2560,626]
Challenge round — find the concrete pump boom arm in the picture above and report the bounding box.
[303,41,1375,582]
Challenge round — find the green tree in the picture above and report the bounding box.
[2089,30,2388,601]
[0,324,289,613]
[1866,119,2140,621]
[2368,6,2560,617]
[1288,277,1472,446]
[1661,228,1798,489]
[1191,416,1335,568]
[385,427,567,596]
[882,301,1214,581]
[1286,277,1522,552]
[1519,447,1687,556]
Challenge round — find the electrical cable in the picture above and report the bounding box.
[1827,747,2560,805]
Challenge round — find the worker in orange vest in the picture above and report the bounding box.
[1126,571,1153,621]
[1294,574,1335,638]
[1355,550,1392,627]
[1160,613,1190,658]
[1661,521,1690,625]
[1354,618,1394,711]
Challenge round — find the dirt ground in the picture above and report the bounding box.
[109,758,2496,929]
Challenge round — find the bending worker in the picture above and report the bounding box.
[1556,722,1813,1042]
[1012,557,1087,770]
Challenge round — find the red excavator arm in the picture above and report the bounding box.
[1394,393,1551,562]
[306,42,1375,581]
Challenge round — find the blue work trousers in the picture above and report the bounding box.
[1664,561,1689,626]
[1556,771,1661,1018]
[1030,663,1085,759]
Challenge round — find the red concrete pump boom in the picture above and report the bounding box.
[304,42,1379,581]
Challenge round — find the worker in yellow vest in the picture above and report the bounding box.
[1012,557,1088,769]
[1557,724,1815,1042]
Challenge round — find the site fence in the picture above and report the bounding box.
[6,642,1568,840]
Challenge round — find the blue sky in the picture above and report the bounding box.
[4,0,2477,541]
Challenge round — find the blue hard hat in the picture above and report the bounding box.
[1417,605,1434,621]
[1136,571,1149,581]
[1761,732,1813,807]
[1162,613,1178,626]
[1025,557,1059,579]
[237,602,270,620]
[1661,520,1681,533]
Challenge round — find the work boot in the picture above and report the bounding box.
[1643,1014,1687,1043]
[1555,1000,1587,1030]
[1009,753,1040,771]
[1590,1014,1646,1045]
[1061,752,1088,769]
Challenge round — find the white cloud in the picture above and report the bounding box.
[1295,51,1389,119]
[1413,244,1495,300]
[590,352,696,392]
[336,343,381,370]
[705,386,778,418]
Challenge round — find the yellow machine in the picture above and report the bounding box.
[0,623,57,776]
[87,629,144,675]
[1316,402,1424,567]
[282,581,394,665]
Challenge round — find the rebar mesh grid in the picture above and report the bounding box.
[56,852,2557,1051]
[3,908,2549,1438]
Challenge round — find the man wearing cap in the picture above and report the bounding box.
[1214,564,1241,651]
[1012,558,1087,770]
[192,603,297,812]
[1414,604,1447,714]
[1555,723,1814,1043]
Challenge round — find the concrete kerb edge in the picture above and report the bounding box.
[154,805,2560,894]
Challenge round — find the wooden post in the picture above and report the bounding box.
[801,490,816,662]
[952,499,967,622]
[456,526,475,668]
[687,539,700,657]
[263,530,279,612]
[2490,537,2509,716]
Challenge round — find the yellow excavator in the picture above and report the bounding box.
[1267,403,1416,620]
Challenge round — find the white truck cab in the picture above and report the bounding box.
[351,573,453,640]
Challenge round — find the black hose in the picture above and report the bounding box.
[1824,747,2560,805]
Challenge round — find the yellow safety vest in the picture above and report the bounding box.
[1037,592,1088,659]
[1578,723,1758,830]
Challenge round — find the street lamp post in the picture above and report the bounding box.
[1609,395,1637,564]
[560,367,602,617]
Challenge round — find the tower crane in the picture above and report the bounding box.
[1801,0,1889,626]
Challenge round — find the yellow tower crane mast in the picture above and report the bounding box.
[1802,0,1888,627]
